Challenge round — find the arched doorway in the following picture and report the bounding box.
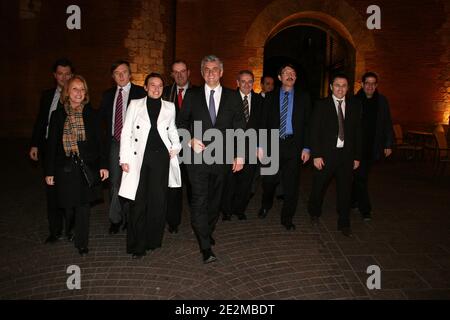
[244,0,375,94]
[264,24,356,100]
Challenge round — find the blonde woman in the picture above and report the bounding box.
[45,75,109,256]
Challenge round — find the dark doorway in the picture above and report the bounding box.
[264,25,355,100]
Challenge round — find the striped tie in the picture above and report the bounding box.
[114,88,123,141]
[279,91,289,138]
[243,95,249,122]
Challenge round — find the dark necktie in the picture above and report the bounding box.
[177,88,184,109]
[337,99,345,141]
[280,91,289,138]
[243,95,249,122]
[114,88,123,141]
[209,90,216,126]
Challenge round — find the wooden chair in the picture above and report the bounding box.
[393,124,423,160]
[432,129,450,176]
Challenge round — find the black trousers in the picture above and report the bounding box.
[222,163,257,215]
[65,205,90,249]
[308,149,354,229]
[41,149,65,237]
[187,164,226,250]
[351,159,373,215]
[166,163,191,229]
[46,184,64,236]
[127,150,169,255]
[261,138,301,225]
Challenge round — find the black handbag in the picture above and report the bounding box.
[72,154,101,188]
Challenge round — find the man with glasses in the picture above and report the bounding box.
[258,64,312,231]
[352,72,394,222]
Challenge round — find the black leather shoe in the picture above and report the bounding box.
[258,208,269,219]
[202,249,217,264]
[109,222,121,235]
[362,213,372,222]
[66,233,74,242]
[282,223,296,231]
[209,236,216,246]
[222,213,232,221]
[132,252,146,260]
[45,235,59,244]
[168,226,178,234]
[78,247,89,256]
[121,222,128,231]
[276,195,285,201]
[237,213,247,220]
[338,226,353,237]
[310,216,319,227]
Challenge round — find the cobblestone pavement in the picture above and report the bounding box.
[1,139,449,300]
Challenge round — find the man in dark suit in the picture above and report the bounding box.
[177,55,246,263]
[259,75,274,98]
[29,58,74,243]
[222,70,264,221]
[162,60,194,234]
[99,60,146,235]
[352,72,394,221]
[308,73,362,237]
[258,64,312,231]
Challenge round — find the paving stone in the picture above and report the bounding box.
[1,140,450,299]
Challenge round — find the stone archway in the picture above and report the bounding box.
[244,0,375,93]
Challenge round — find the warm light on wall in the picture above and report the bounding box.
[443,107,450,124]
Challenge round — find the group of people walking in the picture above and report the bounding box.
[29,55,394,263]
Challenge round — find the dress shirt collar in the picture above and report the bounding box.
[117,81,131,93]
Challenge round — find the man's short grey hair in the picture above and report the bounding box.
[201,55,223,74]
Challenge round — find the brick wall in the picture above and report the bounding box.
[2,0,450,138]
[175,0,450,129]
[1,0,175,138]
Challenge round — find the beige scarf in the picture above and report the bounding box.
[62,103,86,156]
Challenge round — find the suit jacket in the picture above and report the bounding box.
[310,96,362,161]
[242,90,264,131]
[118,98,182,200]
[262,87,312,153]
[99,83,147,152]
[355,89,394,160]
[236,90,264,161]
[162,82,197,115]
[177,85,246,168]
[30,88,62,150]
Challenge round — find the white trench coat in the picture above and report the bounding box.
[118,97,181,200]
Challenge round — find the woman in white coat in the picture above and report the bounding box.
[119,73,181,259]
